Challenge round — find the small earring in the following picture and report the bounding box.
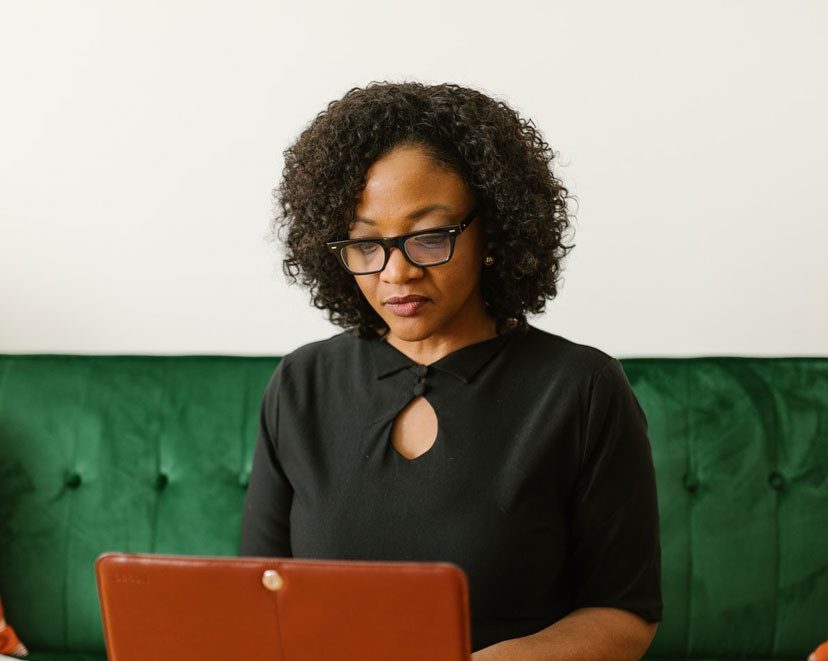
[483,255,494,266]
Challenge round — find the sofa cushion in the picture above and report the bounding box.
[0,355,279,654]
[625,358,828,661]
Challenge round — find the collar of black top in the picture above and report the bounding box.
[367,333,512,383]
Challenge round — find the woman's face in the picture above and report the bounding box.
[349,144,493,347]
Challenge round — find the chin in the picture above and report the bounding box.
[382,315,441,342]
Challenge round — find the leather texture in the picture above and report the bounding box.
[1,354,827,660]
[95,552,470,661]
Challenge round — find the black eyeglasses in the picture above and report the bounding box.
[326,207,478,275]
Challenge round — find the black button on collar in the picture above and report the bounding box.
[65,472,82,489]
[412,383,426,396]
[414,365,428,377]
[682,473,699,493]
[155,473,169,490]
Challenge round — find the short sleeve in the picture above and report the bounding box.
[569,358,663,622]
[238,360,294,557]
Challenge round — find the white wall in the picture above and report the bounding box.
[1,1,826,357]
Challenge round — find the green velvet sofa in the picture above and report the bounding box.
[1,353,826,661]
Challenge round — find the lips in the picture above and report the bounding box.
[385,295,429,304]
[384,295,430,317]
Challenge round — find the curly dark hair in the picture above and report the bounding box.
[270,80,576,338]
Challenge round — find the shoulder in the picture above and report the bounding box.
[266,329,367,391]
[280,329,361,367]
[514,324,616,381]
[281,331,365,373]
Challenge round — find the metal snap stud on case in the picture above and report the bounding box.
[262,569,284,591]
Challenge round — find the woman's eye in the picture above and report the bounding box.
[356,242,379,254]
[414,235,446,248]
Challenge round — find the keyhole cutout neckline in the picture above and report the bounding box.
[376,330,511,462]
[389,394,439,462]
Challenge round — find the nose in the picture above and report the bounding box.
[380,247,423,283]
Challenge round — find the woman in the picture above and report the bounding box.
[240,81,662,660]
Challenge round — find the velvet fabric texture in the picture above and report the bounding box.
[0,353,826,660]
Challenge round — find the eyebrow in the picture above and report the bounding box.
[353,204,454,226]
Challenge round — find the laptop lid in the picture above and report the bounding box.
[95,552,471,661]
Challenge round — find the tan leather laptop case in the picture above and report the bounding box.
[95,552,471,661]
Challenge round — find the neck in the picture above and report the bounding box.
[382,294,497,365]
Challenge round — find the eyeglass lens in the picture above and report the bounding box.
[340,232,452,273]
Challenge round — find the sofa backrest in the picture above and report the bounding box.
[622,357,828,659]
[0,354,826,659]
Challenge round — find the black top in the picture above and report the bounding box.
[239,324,662,651]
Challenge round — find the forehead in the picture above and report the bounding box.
[354,146,470,221]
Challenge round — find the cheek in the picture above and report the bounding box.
[353,275,378,302]
[435,254,482,298]
[451,241,484,281]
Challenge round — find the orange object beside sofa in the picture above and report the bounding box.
[0,595,28,657]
